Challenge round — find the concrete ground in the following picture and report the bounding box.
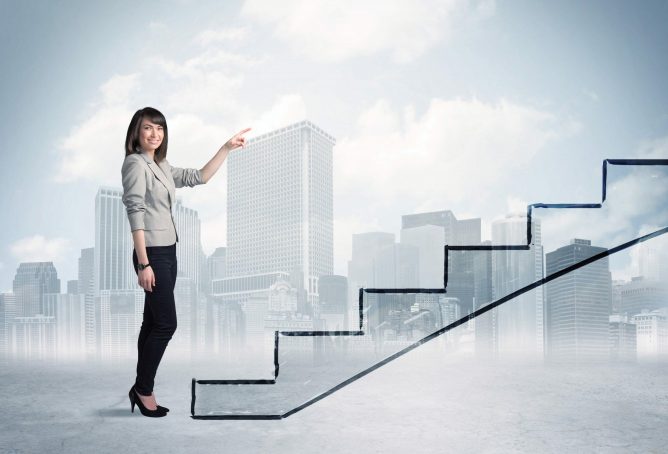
[1,344,667,454]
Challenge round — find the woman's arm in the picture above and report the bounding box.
[121,155,154,292]
[199,127,251,183]
[132,229,155,292]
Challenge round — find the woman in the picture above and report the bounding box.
[121,106,250,417]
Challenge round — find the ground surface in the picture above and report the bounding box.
[1,345,667,454]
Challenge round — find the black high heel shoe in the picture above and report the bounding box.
[129,386,167,417]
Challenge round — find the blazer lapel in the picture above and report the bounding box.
[138,152,175,207]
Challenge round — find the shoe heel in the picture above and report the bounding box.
[129,387,136,413]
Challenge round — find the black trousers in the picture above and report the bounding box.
[132,243,177,396]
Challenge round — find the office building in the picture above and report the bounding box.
[492,215,544,358]
[620,277,668,317]
[609,314,636,362]
[401,210,481,314]
[546,239,611,362]
[632,309,668,359]
[226,120,335,309]
[43,293,86,360]
[12,262,60,317]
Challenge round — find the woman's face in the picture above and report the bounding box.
[138,118,164,153]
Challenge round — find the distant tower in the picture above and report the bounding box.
[491,214,544,358]
[78,247,97,358]
[546,239,611,362]
[95,187,135,293]
[12,262,60,317]
[401,210,481,314]
[208,247,227,281]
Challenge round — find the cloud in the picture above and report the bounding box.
[10,235,71,263]
[635,135,668,159]
[148,50,261,117]
[194,27,249,46]
[335,97,565,210]
[506,196,528,216]
[540,166,668,255]
[52,42,264,186]
[241,0,491,63]
[53,74,139,185]
[251,94,307,133]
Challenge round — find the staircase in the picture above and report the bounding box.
[191,159,668,419]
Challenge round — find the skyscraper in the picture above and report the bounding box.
[400,224,444,288]
[208,247,227,282]
[0,293,16,357]
[43,293,86,360]
[78,247,96,357]
[546,239,612,362]
[491,214,544,358]
[173,199,202,285]
[12,262,60,317]
[473,241,495,358]
[95,187,135,293]
[401,210,481,314]
[226,120,335,308]
[619,276,668,317]
[374,243,420,288]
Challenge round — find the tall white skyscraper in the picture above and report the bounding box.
[227,120,335,307]
[173,199,202,284]
[95,187,135,294]
[492,214,544,358]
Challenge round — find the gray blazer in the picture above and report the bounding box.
[121,151,204,246]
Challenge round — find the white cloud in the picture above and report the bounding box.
[149,21,167,32]
[241,0,490,63]
[251,94,308,133]
[194,27,249,46]
[53,74,139,185]
[506,196,528,215]
[335,97,564,210]
[635,135,668,159]
[540,166,668,255]
[10,235,70,263]
[148,51,258,117]
[52,40,263,185]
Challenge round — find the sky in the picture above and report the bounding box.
[1,0,668,292]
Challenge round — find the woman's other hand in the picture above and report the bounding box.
[138,267,155,292]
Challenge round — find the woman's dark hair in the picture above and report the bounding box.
[125,107,169,162]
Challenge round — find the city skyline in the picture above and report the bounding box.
[2,131,666,362]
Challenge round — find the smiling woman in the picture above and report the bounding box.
[120,106,251,418]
